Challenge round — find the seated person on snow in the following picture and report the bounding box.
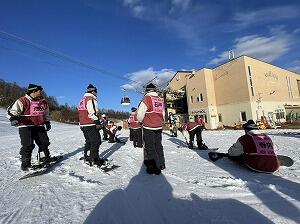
[179,117,207,150]
[105,120,122,143]
[228,119,280,173]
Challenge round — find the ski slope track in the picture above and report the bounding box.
[0,109,299,224]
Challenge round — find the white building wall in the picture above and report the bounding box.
[217,101,253,126]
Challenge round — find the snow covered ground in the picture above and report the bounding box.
[0,108,299,224]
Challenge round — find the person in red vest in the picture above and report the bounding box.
[128,107,143,148]
[7,84,54,171]
[78,84,105,167]
[180,117,208,150]
[137,83,165,175]
[228,120,280,173]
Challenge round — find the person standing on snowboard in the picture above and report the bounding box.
[228,119,280,173]
[137,83,165,175]
[128,107,143,148]
[78,84,105,167]
[7,83,54,171]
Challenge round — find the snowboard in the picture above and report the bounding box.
[277,155,294,167]
[208,152,294,167]
[189,147,219,151]
[19,155,63,180]
[80,157,120,172]
[101,164,120,172]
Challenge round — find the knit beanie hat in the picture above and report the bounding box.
[86,84,97,93]
[27,83,43,93]
[145,83,157,92]
[243,120,258,130]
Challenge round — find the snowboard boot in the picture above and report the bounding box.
[90,157,106,167]
[188,141,194,149]
[21,159,31,171]
[198,143,208,150]
[145,159,161,175]
[160,164,166,170]
[83,155,90,162]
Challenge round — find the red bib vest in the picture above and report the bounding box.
[239,134,280,173]
[129,113,141,129]
[142,95,164,128]
[19,96,47,126]
[78,96,95,126]
[183,122,200,132]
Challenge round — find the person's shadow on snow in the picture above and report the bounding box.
[100,137,128,159]
[84,166,274,224]
[195,150,300,223]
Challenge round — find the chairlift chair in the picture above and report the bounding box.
[121,96,130,106]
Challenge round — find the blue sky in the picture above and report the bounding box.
[0,0,299,111]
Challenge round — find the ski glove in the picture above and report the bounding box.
[95,120,102,130]
[10,119,19,126]
[45,121,51,131]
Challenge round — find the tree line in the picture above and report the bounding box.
[0,79,129,123]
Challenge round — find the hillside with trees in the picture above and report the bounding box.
[0,79,129,124]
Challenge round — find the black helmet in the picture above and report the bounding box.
[243,120,258,130]
[145,83,157,92]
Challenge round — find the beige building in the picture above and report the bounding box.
[167,55,300,129]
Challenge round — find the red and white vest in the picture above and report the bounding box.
[142,95,164,129]
[129,113,141,129]
[239,133,280,173]
[18,96,47,126]
[183,122,200,132]
[78,96,95,126]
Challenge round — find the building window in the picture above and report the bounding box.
[176,75,180,81]
[197,96,200,102]
[218,114,222,122]
[200,93,203,101]
[248,66,255,97]
[275,109,285,119]
[241,111,247,122]
[190,96,193,103]
[297,80,300,96]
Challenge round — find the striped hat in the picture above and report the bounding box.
[27,83,43,93]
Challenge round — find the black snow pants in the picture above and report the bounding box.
[81,126,101,160]
[19,126,50,163]
[188,126,203,148]
[132,128,143,148]
[143,128,165,167]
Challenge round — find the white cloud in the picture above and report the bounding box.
[234,5,300,28]
[209,46,216,52]
[121,67,175,92]
[122,1,219,55]
[209,28,292,65]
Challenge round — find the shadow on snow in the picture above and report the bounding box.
[84,166,274,224]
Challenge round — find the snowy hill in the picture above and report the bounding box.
[0,108,299,224]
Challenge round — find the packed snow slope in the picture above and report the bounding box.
[0,109,299,224]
